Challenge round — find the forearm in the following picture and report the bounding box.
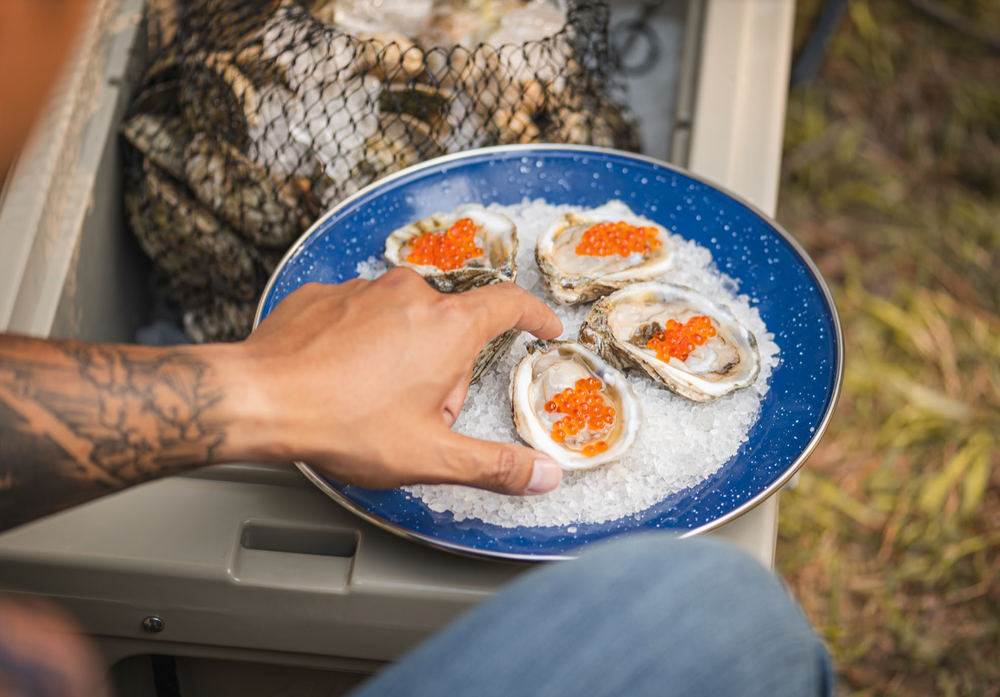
[0,334,271,532]
[0,275,564,532]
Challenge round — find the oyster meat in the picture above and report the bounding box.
[384,204,518,292]
[535,205,675,304]
[579,283,760,402]
[509,340,640,470]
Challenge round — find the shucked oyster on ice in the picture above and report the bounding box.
[385,205,519,382]
[579,283,760,402]
[535,205,675,304]
[509,340,640,470]
[384,204,518,292]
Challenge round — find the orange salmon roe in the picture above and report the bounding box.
[575,221,662,257]
[405,218,483,271]
[544,377,614,456]
[645,316,717,363]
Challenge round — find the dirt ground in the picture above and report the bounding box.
[774,0,1000,695]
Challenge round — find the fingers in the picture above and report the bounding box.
[438,432,562,496]
[456,282,563,347]
[373,268,562,346]
[442,365,474,427]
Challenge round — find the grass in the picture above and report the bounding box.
[775,0,1000,694]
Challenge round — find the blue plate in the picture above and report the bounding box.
[256,145,843,561]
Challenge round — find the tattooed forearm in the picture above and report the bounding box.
[0,335,228,531]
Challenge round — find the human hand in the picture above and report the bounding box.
[215,268,564,495]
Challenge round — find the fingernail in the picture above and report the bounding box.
[526,459,562,494]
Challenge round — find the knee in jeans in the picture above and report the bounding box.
[582,534,769,585]
[588,536,821,663]
[581,535,804,626]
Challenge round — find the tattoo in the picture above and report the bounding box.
[0,336,226,531]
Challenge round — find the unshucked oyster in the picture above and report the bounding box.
[579,283,760,402]
[535,204,675,304]
[509,340,640,470]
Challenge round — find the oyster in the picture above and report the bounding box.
[121,113,186,181]
[350,114,445,196]
[473,325,519,385]
[329,0,433,38]
[579,283,760,402]
[183,0,281,53]
[385,205,520,382]
[417,0,525,50]
[123,150,260,304]
[357,33,426,82]
[378,84,452,125]
[535,206,675,304]
[509,340,640,470]
[183,296,257,343]
[181,51,261,151]
[183,132,311,250]
[384,204,518,292]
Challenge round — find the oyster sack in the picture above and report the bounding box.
[121,0,639,343]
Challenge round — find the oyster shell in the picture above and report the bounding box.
[181,51,260,151]
[384,204,518,292]
[534,206,675,304]
[473,321,519,385]
[351,113,445,185]
[184,133,312,250]
[183,296,257,343]
[356,33,427,82]
[579,283,760,402]
[124,156,260,304]
[378,84,452,125]
[121,113,187,181]
[510,340,641,470]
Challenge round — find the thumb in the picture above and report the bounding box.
[440,432,563,496]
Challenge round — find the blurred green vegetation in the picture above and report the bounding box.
[775,0,1000,694]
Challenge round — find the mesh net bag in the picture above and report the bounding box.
[122,0,640,343]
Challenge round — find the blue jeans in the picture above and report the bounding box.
[350,536,834,697]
